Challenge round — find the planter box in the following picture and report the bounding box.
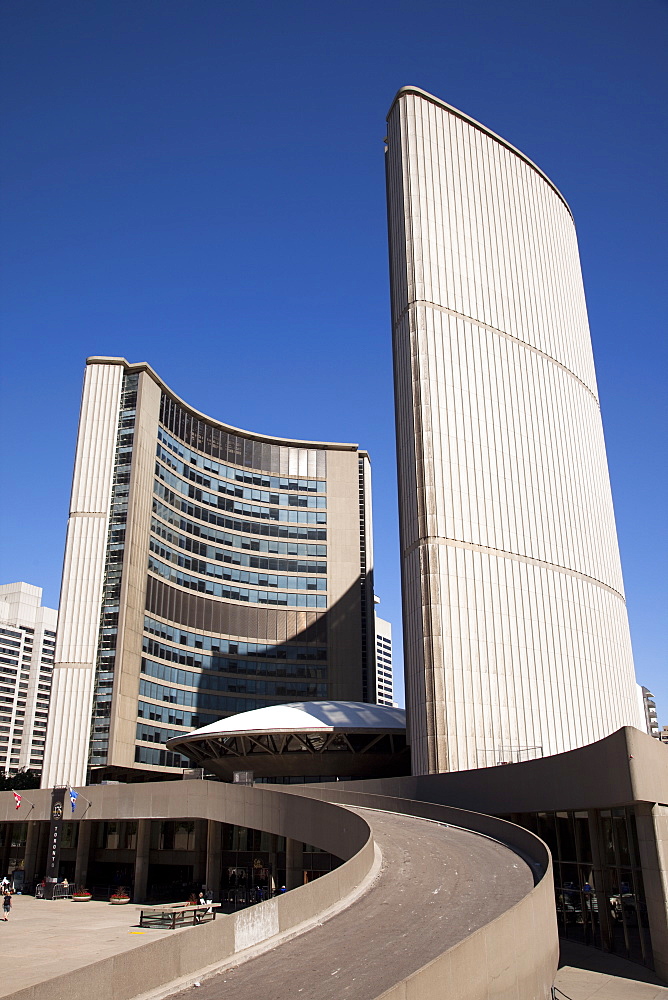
[72,895,92,902]
[110,897,131,904]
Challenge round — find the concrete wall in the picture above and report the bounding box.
[41,362,124,788]
[320,727,668,981]
[330,726,668,815]
[3,782,374,1000]
[278,786,559,998]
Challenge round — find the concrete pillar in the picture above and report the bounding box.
[23,821,40,885]
[635,803,668,980]
[205,820,221,901]
[285,837,304,891]
[1,824,12,876]
[74,821,92,889]
[32,822,47,884]
[587,811,614,953]
[133,819,151,904]
[193,819,207,887]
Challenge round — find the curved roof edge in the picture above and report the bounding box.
[86,357,365,454]
[387,86,572,220]
[167,701,407,743]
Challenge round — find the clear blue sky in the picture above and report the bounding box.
[1,0,666,716]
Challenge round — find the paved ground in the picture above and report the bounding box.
[0,896,177,997]
[168,807,535,1000]
[555,940,668,1000]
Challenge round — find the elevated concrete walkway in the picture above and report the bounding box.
[0,782,557,1000]
[164,805,535,1000]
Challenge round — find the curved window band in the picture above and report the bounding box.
[148,557,328,608]
[155,420,327,488]
[143,615,327,661]
[148,541,327,591]
[153,484,327,541]
[152,500,326,553]
[137,700,219,729]
[155,466,327,524]
[142,636,327,679]
[150,516,326,574]
[157,446,327,508]
[139,675,327,709]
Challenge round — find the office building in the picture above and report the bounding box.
[0,583,57,776]
[42,357,375,787]
[374,614,394,707]
[637,685,660,738]
[386,87,639,774]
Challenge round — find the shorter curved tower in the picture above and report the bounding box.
[42,358,375,786]
[386,87,639,773]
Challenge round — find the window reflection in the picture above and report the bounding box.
[510,807,652,969]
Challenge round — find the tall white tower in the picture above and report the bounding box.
[386,87,639,774]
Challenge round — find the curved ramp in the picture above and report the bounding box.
[0,782,558,1000]
[171,804,540,1000]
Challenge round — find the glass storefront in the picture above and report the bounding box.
[508,807,653,968]
[218,823,341,910]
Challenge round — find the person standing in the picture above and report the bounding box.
[2,893,11,920]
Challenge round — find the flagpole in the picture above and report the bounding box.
[12,792,34,815]
[69,787,93,817]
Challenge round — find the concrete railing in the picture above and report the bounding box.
[283,785,560,999]
[4,782,375,1000]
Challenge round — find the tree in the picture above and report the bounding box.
[0,769,41,790]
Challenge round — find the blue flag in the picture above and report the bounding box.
[70,788,79,813]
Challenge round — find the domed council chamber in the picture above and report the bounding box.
[166,700,410,781]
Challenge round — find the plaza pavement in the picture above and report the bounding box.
[554,940,668,999]
[0,896,176,997]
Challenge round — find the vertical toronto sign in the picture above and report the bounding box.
[43,786,66,898]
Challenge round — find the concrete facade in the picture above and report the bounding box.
[386,86,639,774]
[0,584,57,775]
[42,358,375,787]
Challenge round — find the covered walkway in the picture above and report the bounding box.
[0,781,557,1000]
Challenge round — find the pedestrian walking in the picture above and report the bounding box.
[2,893,11,920]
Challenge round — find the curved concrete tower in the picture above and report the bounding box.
[386,87,639,774]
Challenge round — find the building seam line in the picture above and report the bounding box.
[404,535,625,602]
[395,300,600,406]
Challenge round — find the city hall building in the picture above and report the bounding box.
[386,88,640,774]
[42,358,376,787]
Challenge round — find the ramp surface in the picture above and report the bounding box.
[171,806,534,1000]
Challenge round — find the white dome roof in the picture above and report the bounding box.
[187,701,406,738]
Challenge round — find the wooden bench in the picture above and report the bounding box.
[139,903,219,929]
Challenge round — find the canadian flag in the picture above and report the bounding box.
[13,792,21,810]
